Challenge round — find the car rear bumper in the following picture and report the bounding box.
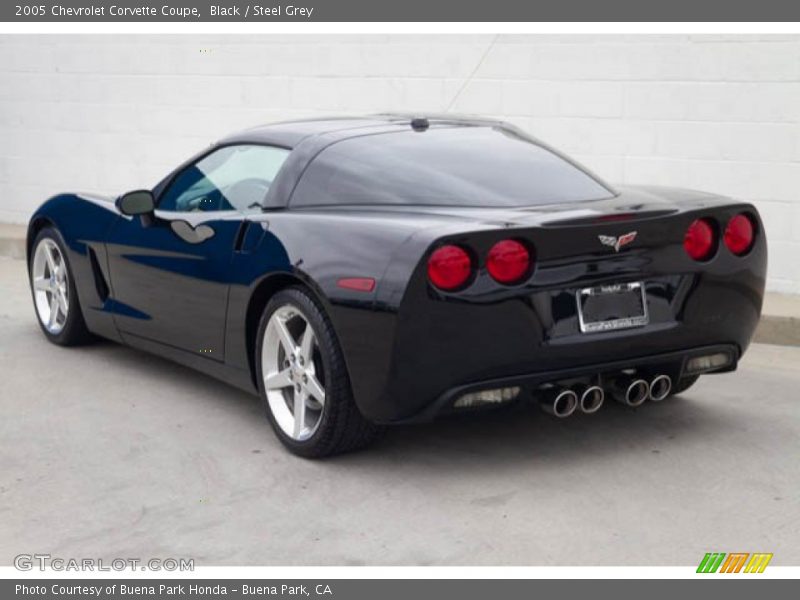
[355,264,763,422]
[349,264,762,422]
[389,343,738,423]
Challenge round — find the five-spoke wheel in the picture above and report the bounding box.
[256,287,383,457]
[32,237,69,334]
[262,305,326,441]
[29,228,93,346]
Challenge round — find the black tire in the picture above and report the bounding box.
[255,286,384,458]
[671,375,700,396]
[29,227,94,346]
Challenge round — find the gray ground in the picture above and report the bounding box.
[0,256,798,566]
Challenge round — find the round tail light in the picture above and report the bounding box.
[724,213,755,256]
[487,239,531,284]
[684,218,715,261]
[427,245,473,291]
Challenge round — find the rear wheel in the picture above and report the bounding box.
[255,287,384,457]
[671,375,700,396]
[29,228,93,346]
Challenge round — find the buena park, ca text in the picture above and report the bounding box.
[16,584,334,597]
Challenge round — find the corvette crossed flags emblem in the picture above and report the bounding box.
[598,231,638,252]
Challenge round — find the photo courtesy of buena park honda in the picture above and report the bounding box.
[26,114,766,457]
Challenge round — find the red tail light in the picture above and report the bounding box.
[427,245,473,291]
[684,218,715,261]
[724,213,755,256]
[487,239,531,284]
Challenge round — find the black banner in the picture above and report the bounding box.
[5,579,799,600]
[4,0,800,22]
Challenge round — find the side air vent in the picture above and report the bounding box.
[87,247,110,302]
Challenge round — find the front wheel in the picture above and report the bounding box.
[255,287,384,458]
[29,227,94,346]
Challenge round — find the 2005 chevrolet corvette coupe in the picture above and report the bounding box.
[27,115,766,456]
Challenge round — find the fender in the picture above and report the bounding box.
[28,193,122,342]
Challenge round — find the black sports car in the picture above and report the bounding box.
[27,115,766,456]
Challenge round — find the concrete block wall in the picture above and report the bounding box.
[1,34,798,292]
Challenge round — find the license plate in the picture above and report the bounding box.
[576,282,648,333]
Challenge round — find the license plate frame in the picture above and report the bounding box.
[576,282,649,334]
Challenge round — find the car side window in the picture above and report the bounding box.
[158,144,290,213]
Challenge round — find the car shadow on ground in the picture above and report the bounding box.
[350,394,737,473]
[62,333,740,476]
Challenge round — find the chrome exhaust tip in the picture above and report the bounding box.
[576,384,605,414]
[539,388,579,418]
[612,376,650,407]
[649,374,672,402]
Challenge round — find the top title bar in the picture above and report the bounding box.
[4,0,800,22]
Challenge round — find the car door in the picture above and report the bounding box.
[105,144,291,361]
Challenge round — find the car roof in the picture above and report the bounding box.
[155,114,509,199]
[217,114,511,148]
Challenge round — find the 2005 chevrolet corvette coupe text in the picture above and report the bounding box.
[27,115,766,456]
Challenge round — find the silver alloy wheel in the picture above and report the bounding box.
[262,304,326,441]
[31,238,69,335]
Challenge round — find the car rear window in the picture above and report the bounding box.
[290,126,613,208]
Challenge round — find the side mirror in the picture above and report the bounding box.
[116,190,155,216]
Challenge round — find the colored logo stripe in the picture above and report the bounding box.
[719,553,749,573]
[697,553,726,573]
[744,553,773,573]
[697,552,773,573]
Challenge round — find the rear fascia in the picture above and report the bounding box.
[360,202,766,422]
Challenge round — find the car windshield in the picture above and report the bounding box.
[290,126,613,208]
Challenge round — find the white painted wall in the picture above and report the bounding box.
[1,34,799,291]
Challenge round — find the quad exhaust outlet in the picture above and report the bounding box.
[648,374,672,402]
[575,384,605,414]
[538,373,673,417]
[539,388,579,418]
[611,375,650,407]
